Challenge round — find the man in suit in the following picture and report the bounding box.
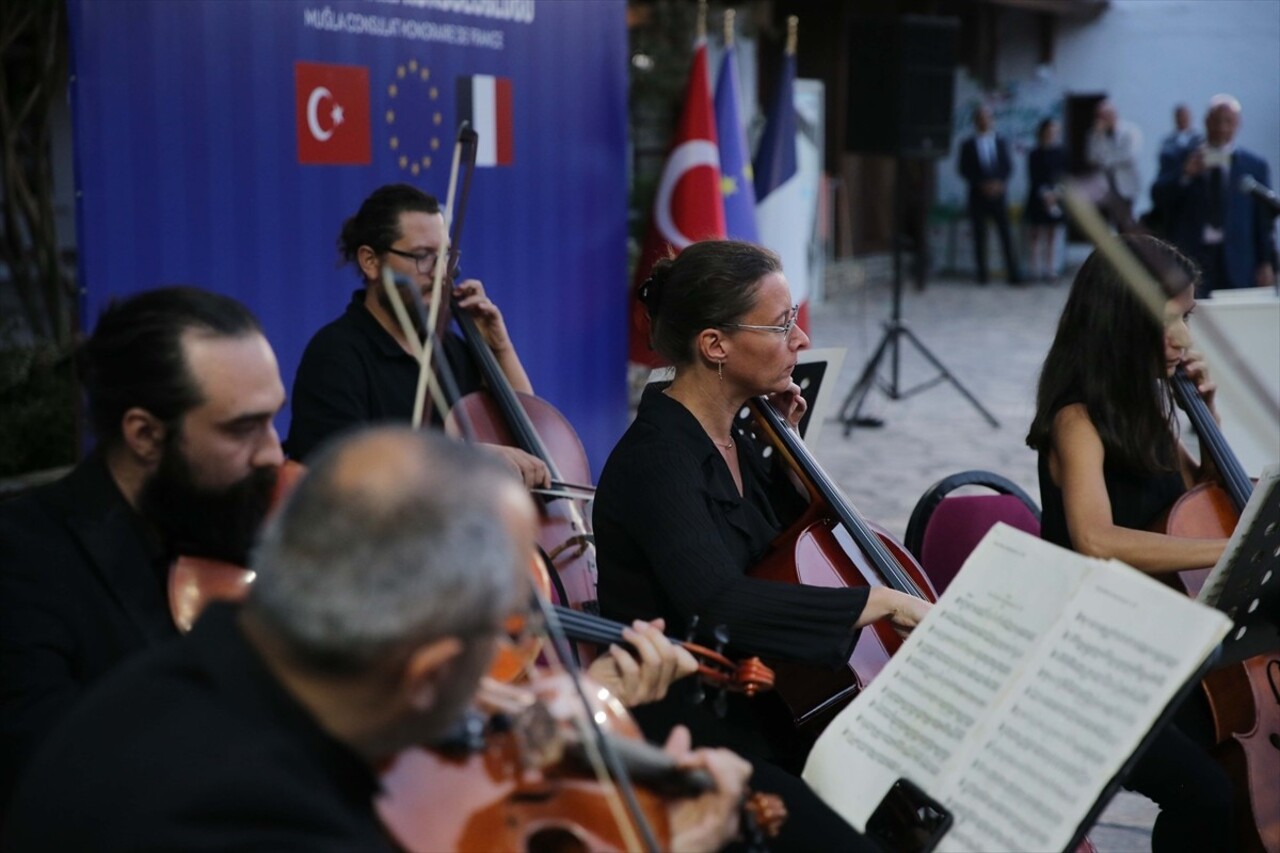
[1147,104,1203,236]
[4,427,750,852]
[958,105,1022,285]
[0,287,287,812]
[1153,94,1277,294]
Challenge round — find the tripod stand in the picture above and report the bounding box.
[838,156,1000,436]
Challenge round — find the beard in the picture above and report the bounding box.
[138,440,278,566]
[377,280,430,339]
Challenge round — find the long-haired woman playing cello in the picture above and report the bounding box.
[1026,233,1234,852]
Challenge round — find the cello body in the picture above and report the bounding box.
[447,391,599,615]
[1154,369,1280,853]
[744,397,937,731]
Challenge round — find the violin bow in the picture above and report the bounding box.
[406,125,662,853]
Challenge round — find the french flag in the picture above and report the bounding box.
[456,75,513,167]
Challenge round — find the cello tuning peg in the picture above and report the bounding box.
[684,615,701,644]
[688,681,706,707]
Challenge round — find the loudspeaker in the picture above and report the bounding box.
[845,16,958,158]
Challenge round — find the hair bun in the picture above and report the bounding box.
[638,259,674,314]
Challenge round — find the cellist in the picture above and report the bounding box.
[594,239,930,851]
[4,427,751,852]
[285,183,550,488]
[1026,234,1233,852]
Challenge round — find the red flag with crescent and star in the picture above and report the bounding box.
[294,61,371,165]
[628,39,725,367]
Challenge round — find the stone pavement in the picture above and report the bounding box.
[804,265,1159,852]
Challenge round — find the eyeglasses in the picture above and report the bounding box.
[385,247,461,277]
[721,305,800,338]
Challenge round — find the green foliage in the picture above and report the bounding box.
[0,340,76,477]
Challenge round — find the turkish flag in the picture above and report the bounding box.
[295,61,371,165]
[628,40,725,367]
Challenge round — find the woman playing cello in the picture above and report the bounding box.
[1026,233,1234,852]
[594,240,929,850]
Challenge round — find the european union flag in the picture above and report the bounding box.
[714,45,758,241]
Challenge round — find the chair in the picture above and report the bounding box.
[903,470,1042,595]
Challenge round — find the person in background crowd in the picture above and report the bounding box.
[1024,117,1067,282]
[1086,99,1144,223]
[1153,94,1276,294]
[958,105,1023,285]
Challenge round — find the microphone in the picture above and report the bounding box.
[1240,175,1280,215]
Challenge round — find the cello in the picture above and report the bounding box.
[1158,365,1280,853]
[744,395,939,731]
[398,124,600,624]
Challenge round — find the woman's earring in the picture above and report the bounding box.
[717,360,724,381]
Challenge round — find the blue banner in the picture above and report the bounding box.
[66,0,629,474]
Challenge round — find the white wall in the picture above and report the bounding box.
[937,0,1280,216]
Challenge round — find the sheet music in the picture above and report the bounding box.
[803,525,1232,852]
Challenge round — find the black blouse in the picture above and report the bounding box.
[1038,399,1186,550]
[595,386,869,669]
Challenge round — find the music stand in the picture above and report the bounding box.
[838,155,1000,435]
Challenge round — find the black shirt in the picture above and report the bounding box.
[595,386,869,665]
[286,290,482,461]
[0,452,176,813]
[3,604,391,852]
[594,387,869,769]
[1037,398,1185,551]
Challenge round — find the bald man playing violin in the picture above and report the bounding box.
[4,428,750,852]
[287,182,551,489]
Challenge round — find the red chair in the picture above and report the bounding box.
[903,470,1041,595]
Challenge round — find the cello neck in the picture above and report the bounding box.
[1171,367,1252,513]
[747,397,928,599]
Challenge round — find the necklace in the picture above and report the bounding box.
[715,437,735,451]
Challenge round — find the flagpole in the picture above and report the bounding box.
[786,14,798,55]
[723,8,734,47]
[696,0,707,41]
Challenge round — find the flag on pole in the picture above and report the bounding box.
[753,20,812,330]
[714,41,758,241]
[628,38,726,367]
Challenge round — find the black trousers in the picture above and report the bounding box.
[967,194,1022,283]
[1122,690,1234,853]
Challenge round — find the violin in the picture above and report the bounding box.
[1158,365,1280,853]
[377,670,786,853]
[488,551,776,700]
[744,396,938,732]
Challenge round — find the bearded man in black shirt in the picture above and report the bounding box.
[286,183,549,488]
[0,286,286,814]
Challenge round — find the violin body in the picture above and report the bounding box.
[378,673,671,853]
[446,391,599,616]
